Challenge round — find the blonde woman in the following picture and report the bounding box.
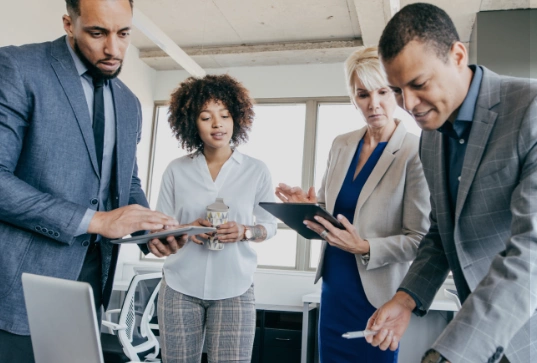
[276,47,430,363]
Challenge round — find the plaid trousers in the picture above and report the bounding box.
[158,278,256,363]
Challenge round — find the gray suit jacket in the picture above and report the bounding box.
[0,36,149,335]
[314,121,430,308]
[399,67,537,363]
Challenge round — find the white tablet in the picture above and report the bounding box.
[110,226,216,244]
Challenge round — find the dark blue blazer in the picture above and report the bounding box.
[0,36,149,335]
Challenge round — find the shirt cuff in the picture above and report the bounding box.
[397,287,426,317]
[74,209,96,237]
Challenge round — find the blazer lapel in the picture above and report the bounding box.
[110,80,128,202]
[49,37,100,178]
[355,121,405,216]
[454,68,501,220]
[325,128,366,213]
[432,131,454,234]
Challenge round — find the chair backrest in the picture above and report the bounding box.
[22,273,104,363]
[117,272,162,360]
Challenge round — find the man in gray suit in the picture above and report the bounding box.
[365,3,536,363]
[0,0,186,361]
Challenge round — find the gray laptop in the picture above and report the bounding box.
[22,273,104,363]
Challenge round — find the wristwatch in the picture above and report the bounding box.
[242,226,253,241]
[422,349,449,363]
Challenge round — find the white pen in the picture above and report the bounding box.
[341,329,378,339]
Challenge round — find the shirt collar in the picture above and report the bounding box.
[195,148,244,164]
[455,64,483,122]
[230,149,244,164]
[65,36,88,77]
[437,65,483,138]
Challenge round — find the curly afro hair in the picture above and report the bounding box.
[167,74,255,153]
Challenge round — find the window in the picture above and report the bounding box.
[146,105,187,209]
[145,98,421,270]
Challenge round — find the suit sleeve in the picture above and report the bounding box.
[0,48,87,245]
[398,141,451,315]
[432,96,537,363]
[127,98,151,254]
[129,97,150,209]
[365,150,431,270]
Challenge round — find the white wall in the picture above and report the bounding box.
[154,62,349,101]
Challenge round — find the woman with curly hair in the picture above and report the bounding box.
[156,74,277,363]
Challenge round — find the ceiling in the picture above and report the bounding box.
[0,0,534,71]
[132,0,536,71]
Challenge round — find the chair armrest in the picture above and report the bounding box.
[101,320,125,332]
[105,309,121,320]
[103,309,121,334]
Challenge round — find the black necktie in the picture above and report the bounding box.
[92,77,105,174]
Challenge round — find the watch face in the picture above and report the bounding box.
[245,229,253,240]
[423,349,442,363]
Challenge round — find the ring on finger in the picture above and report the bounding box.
[320,229,329,240]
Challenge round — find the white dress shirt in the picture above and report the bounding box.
[157,150,277,300]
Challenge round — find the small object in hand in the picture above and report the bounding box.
[341,329,378,339]
[206,198,229,251]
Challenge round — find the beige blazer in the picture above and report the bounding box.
[314,121,431,308]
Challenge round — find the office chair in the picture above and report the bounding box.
[443,288,462,310]
[101,272,162,362]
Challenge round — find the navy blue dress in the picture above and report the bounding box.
[319,139,399,363]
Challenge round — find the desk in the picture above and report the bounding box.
[300,288,459,363]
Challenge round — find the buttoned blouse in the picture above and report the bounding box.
[157,150,277,300]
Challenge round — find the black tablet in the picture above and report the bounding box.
[110,226,216,244]
[259,202,344,240]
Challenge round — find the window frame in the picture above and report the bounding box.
[142,96,351,270]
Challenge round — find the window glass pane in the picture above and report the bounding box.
[251,229,297,268]
[314,104,363,189]
[309,239,322,270]
[148,106,188,209]
[239,104,305,268]
[238,104,306,188]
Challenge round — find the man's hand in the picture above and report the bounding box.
[365,291,416,351]
[275,183,317,203]
[88,204,179,239]
[147,234,188,258]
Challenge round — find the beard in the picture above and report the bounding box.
[74,38,123,80]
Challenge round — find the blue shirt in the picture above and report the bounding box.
[66,37,117,237]
[437,65,483,217]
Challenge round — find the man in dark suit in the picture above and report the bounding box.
[0,1,186,361]
[365,3,536,363]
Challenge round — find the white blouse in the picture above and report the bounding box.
[157,150,277,300]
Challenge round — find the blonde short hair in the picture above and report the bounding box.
[344,46,388,97]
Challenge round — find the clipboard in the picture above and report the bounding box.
[110,226,216,244]
[259,202,344,240]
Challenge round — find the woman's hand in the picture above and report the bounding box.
[188,218,214,245]
[147,225,189,257]
[304,214,370,255]
[215,221,245,243]
[275,183,317,203]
